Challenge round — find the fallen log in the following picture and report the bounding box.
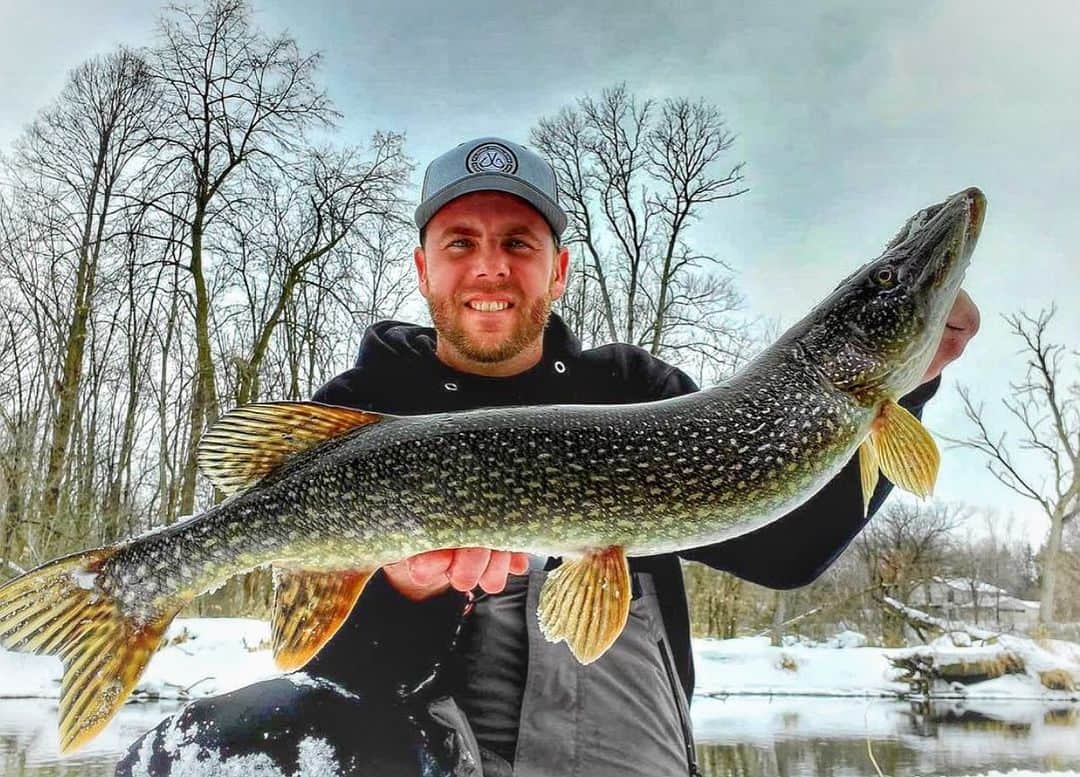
[881,596,999,644]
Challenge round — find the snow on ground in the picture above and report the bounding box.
[0,617,279,701]
[693,635,904,697]
[136,618,278,699]
[0,619,282,768]
[1,618,1077,705]
[692,634,1080,701]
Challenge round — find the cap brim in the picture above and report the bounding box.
[414,172,568,236]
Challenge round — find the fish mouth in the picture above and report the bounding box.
[894,186,985,302]
[885,187,985,390]
[792,188,987,400]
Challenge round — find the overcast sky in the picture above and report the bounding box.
[2,0,1077,546]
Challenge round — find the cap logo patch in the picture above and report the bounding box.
[466,142,518,175]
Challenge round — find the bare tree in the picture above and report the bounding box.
[97,210,175,538]
[8,49,157,532]
[683,562,746,639]
[0,285,47,573]
[531,84,752,380]
[0,1,416,614]
[952,307,1079,624]
[273,212,416,401]
[857,500,963,644]
[138,0,337,515]
[215,137,411,406]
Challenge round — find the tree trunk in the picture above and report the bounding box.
[769,589,787,647]
[235,258,319,406]
[0,477,25,572]
[39,163,110,527]
[179,213,220,516]
[649,217,686,355]
[1040,507,1065,624]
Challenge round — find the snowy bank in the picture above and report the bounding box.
[692,634,1080,701]
[0,617,278,701]
[1,618,1078,705]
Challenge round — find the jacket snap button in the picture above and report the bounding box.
[444,381,459,391]
[554,360,566,374]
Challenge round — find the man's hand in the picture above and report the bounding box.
[383,548,531,601]
[920,289,980,385]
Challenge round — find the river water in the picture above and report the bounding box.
[3,696,1080,776]
[693,696,1080,776]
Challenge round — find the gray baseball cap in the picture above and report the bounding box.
[414,137,568,237]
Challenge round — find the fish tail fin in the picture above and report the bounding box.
[0,547,186,754]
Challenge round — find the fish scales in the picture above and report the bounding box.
[110,347,867,615]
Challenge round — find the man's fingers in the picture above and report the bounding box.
[392,548,532,597]
[478,550,513,594]
[508,553,531,576]
[407,549,455,584]
[447,547,492,592]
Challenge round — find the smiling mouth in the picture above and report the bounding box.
[466,301,513,312]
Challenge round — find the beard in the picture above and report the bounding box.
[427,284,553,364]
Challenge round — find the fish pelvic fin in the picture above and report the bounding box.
[537,546,631,665]
[870,399,940,499]
[271,567,374,671]
[858,437,881,517]
[198,401,385,496]
[0,547,185,754]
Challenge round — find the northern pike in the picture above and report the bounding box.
[0,187,985,753]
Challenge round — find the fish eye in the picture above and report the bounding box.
[873,267,897,288]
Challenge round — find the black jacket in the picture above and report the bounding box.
[303,313,940,702]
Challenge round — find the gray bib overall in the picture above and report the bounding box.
[431,561,698,776]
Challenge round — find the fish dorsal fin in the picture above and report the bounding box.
[198,401,383,496]
[858,437,880,517]
[870,399,940,499]
[537,546,631,664]
[271,567,374,672]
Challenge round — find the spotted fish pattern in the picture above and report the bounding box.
[111,352,860,616]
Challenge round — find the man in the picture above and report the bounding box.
[118,137,979,776]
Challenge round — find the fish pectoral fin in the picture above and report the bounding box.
[0,547,186,754]
[858,437,881,517]
[870,399,940,499]
[271,567,374,671]
[536,546,631,665]
[198,402,385,496]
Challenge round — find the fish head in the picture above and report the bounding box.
[798,187,985,403]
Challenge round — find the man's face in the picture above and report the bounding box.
[414,191,569,370]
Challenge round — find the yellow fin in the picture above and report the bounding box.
[858,436,880,517]
[271,568,373,671]
[537,547,631,664]
[0,547,186,754]
[870,399,940,498]
[198,401,384,496]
